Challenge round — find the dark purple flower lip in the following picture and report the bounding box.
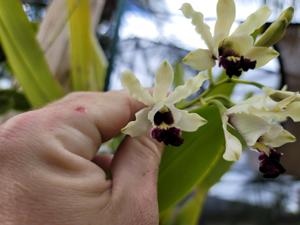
[218,48,256,77]
[258,149,286,179]
[152,108,183,146]
[154,108,174,126]
[151,127,184,146]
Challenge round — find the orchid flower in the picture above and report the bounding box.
[221,88,299,178]
[228,87,300,122]
[121,61,208,146]
[227,112,295,178]
[181,0,279,77]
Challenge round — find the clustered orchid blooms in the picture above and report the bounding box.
[223,89,299,177]
[121,0,298,179]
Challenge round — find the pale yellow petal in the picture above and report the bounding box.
[169,106,207,132]
[227,95,273,114]
[222,115,243,161]
[232,6,271,36]
[122,108,152,137]
[229,113,271,146]
[180,3,214,51]
[166,73,208,104]
[153,61,174,102]
[214,0,236,47]
[245,47,279,68]
[121,71,153,105]
[264,87,300,102]
[286,102,300,122]
[183,49,215,71]
[221,35,254,55]
[262,124,296,147]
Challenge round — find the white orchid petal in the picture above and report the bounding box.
[232,6,271,36]
[227,95,271,114]
[121,71,153,105]
[122,108,152,137]
[264,87,300,102]
[276,94,297,110]
[262,124,296,147]
[214,0,236,47]
[169,106,207,131]
[222,35,254,55]
[183,49,215,71]
[180,3,194,19]
[166,73,208,104]
[229,113,271,146]
[245,47,279,68]
[177,112,207,132]
[286,102,300,122]
[247,107,288,123]
[222,115,243,161]
[153,61,174,102]
[180,3,214,51]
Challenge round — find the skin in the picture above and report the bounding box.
[0,91,163,225]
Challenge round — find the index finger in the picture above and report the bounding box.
[50,91,144,143]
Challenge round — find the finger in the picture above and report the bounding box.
[111,135,164,196]
[39,91,144,160]
[92,154,113,172]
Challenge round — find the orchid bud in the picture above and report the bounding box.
[256,7,294,47]
[279,6,294,23]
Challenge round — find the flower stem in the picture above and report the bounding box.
[204,95,234,107]
[230,78,264,89]
[202,78,264,97]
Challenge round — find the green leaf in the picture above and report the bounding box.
[12,91,31,111]
[67,0,107,91]
[158,105,229,212]
[172,189,207,225]
[88,35,108,91]
[160,190,206,225]
[0,0,64,107]
[0,89,31,114]
[0,90,13,114]
[173,62,184,87]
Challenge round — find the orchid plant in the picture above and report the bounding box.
[117,0,300,221]
[122,0,296,179]
[0,0,298,224]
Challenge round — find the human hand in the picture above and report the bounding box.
[0,91,163,225]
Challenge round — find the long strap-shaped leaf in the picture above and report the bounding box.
[67,0,107,91]
[88,35,107,91]
[0,0,64,107]
[158,105,232,212]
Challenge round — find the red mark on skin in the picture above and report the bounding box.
[75,106,86,113]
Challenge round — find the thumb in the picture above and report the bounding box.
[111,135,164,195]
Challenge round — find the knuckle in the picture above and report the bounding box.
[63,92,96,103]
[1,111,40,137]
[66,91,88,99]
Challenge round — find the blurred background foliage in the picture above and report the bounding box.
[0,0,300,224]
